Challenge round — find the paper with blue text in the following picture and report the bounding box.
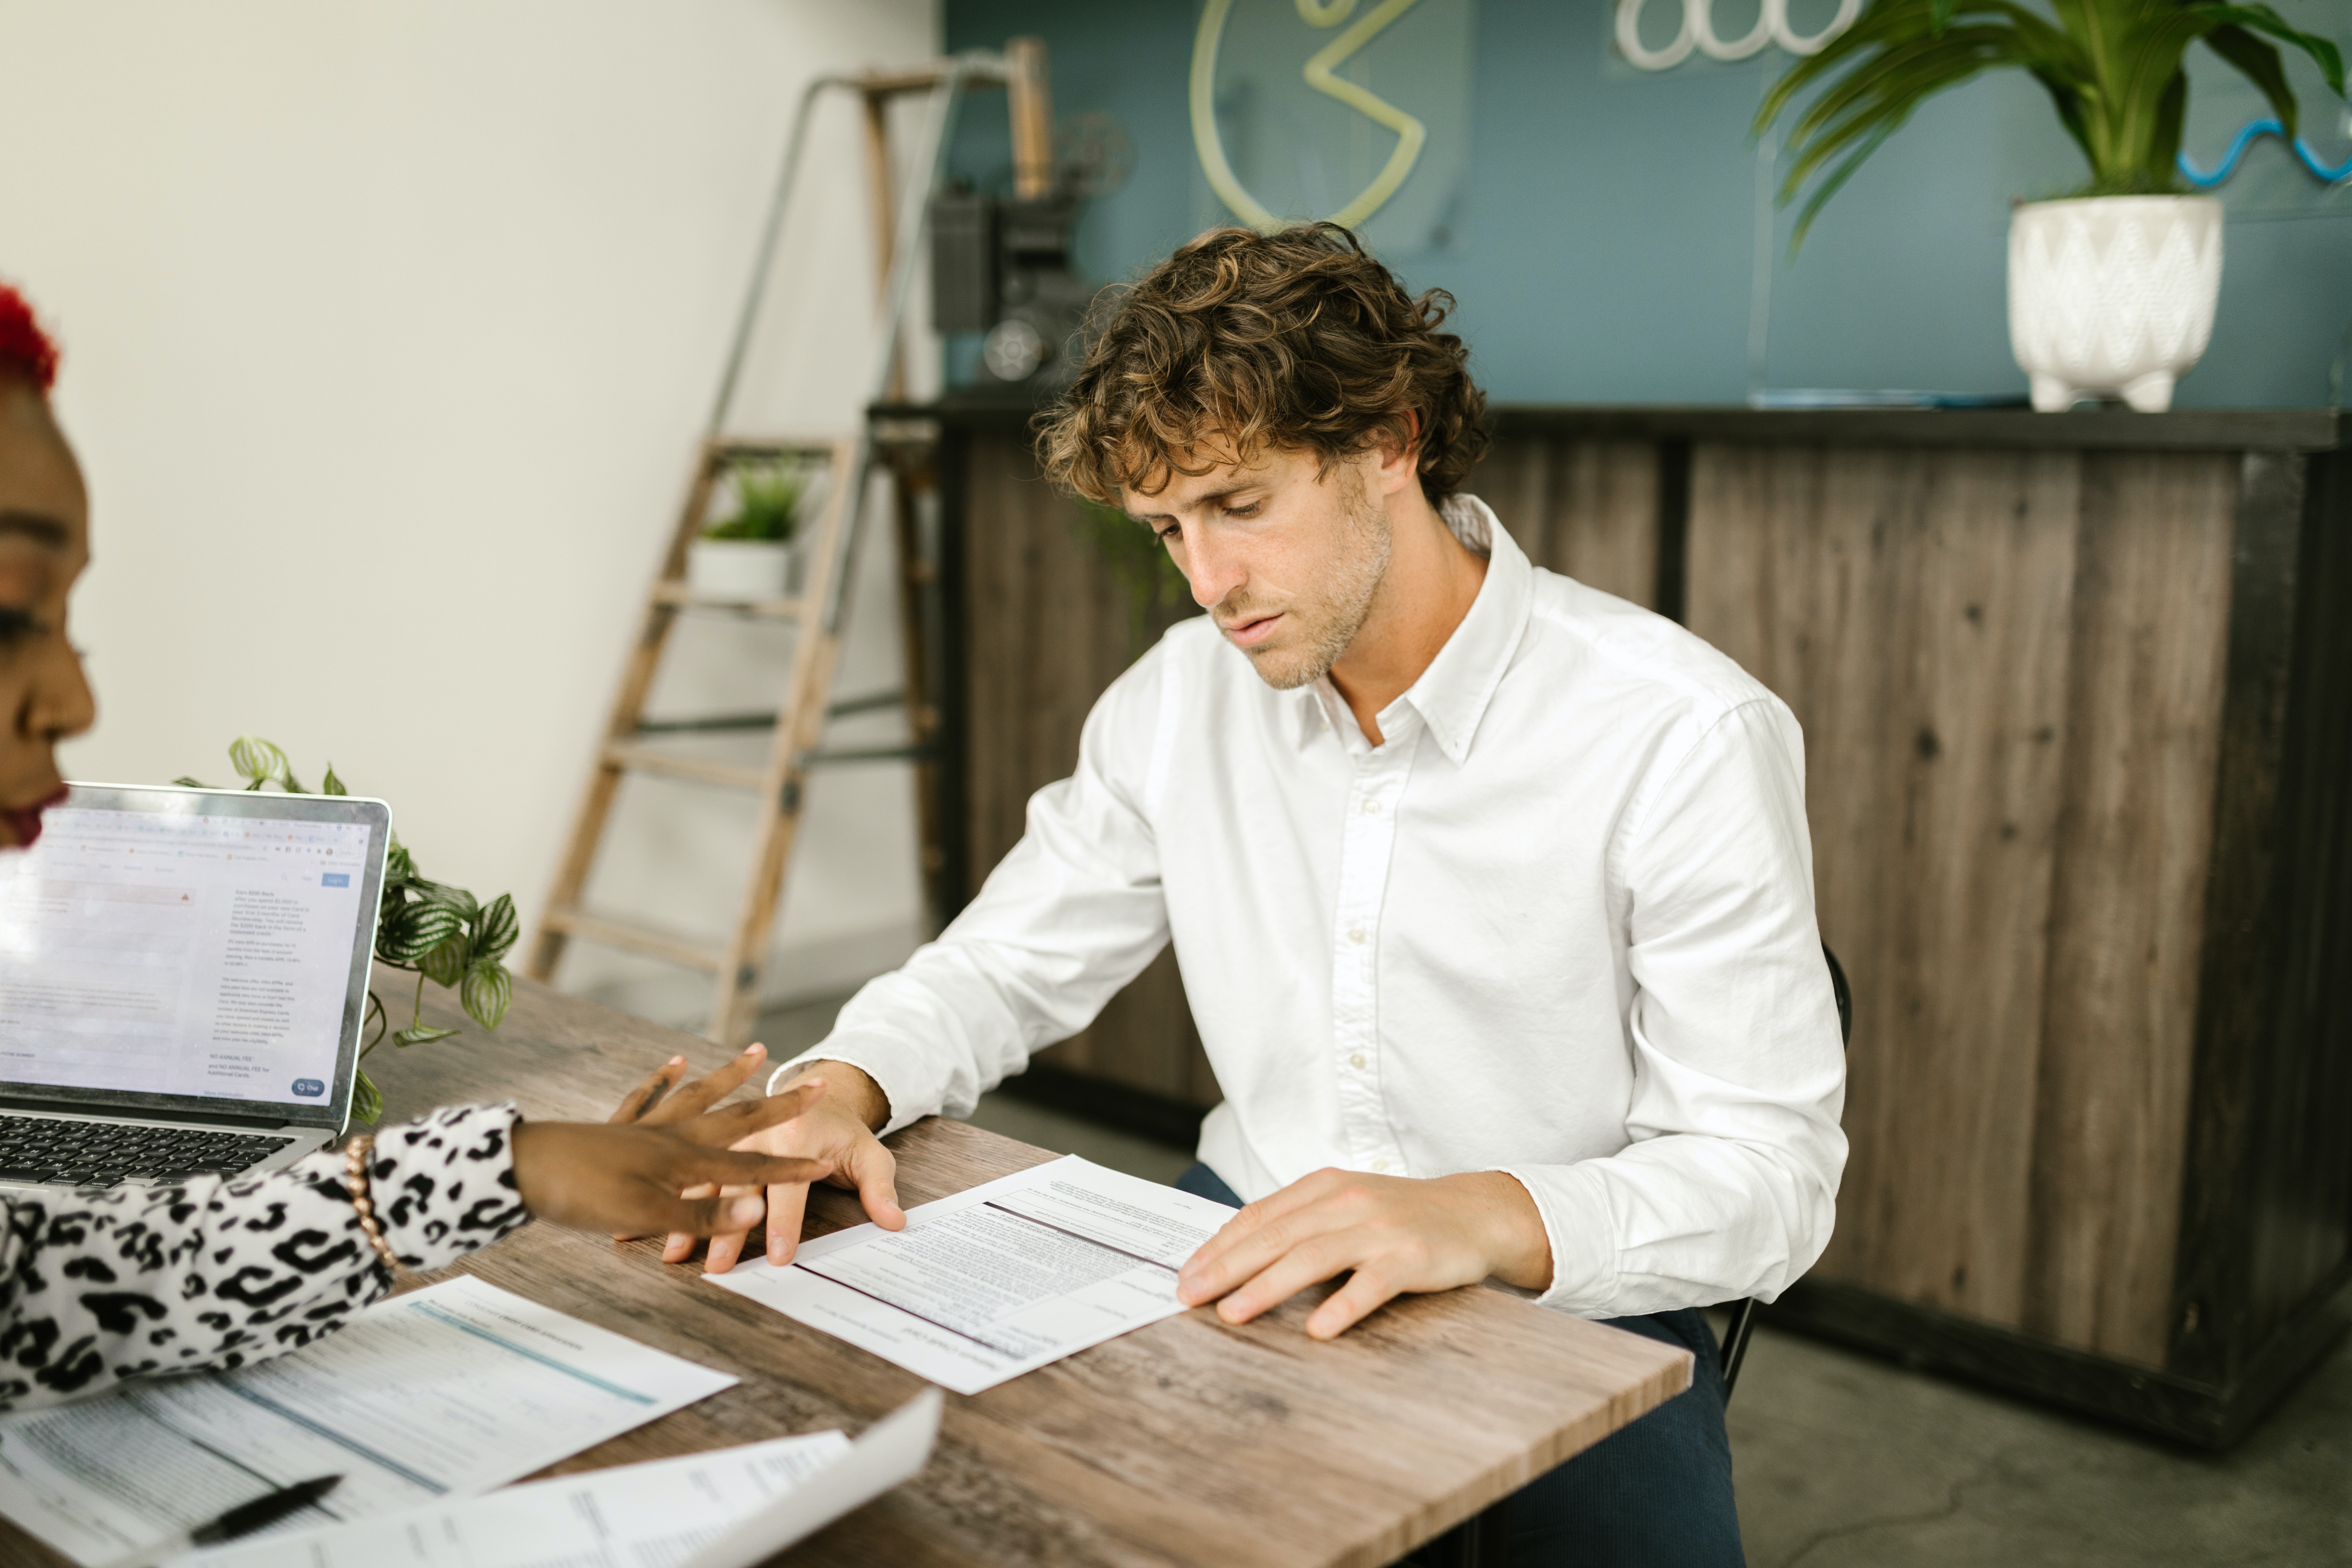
[0,1276,736,1565]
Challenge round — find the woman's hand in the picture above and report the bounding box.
[508,1045,835,1239]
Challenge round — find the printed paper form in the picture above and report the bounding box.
[0,1275,738,1566]
[706,1155,1237,1395]
[187,1429,854,1568]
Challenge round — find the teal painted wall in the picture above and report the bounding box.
[944,0,2352,407]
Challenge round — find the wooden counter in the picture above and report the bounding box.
[891,399,2352,1447]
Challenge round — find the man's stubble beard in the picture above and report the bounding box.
[1230,472,1392,692]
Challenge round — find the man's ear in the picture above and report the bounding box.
[1370,411,1422,496]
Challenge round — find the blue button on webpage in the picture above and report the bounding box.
[291,1078,325,1097]
[322,872,349,887]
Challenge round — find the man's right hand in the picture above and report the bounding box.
[666,1059,906,1273]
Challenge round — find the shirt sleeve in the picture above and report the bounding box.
[0,1102,532,1410]
[767,643,1177,1133]
[1498,697,1850,1317]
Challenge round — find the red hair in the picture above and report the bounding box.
[0,285,60,394]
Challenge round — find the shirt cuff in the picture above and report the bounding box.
[1493,1163,1621,1315]
[368,1101,532,1272]
[764,1033,925,1136]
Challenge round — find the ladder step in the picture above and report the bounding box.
[635,711,779,736]
[539,907,725,972]
[603,742,768,791]
[651,581,805,619]
[632,690,907,735]
[805,743,935,766]
[710,435,849,461]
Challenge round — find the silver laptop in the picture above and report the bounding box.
[0,783,391,1194]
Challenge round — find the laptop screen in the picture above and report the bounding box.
[0,784,391,1126]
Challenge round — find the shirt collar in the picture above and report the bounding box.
[1397,494,1530,765]
[1291,493,1531,765]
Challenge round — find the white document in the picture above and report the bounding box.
[187,1389,941,1568]
[0,1276,739,1566]
[706,1155,1236,1395]
[673,1388,938,1568]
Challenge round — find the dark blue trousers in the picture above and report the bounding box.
[1175,1163,1743,1568]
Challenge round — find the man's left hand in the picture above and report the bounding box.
[1175,1168,1554,1339]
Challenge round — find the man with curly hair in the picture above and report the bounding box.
[706,225,1846,1563]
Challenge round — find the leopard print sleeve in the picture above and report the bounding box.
[0,1102,532,1411]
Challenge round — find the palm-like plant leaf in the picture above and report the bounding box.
[1757,0,2349,242]
[2199,3,2345,92]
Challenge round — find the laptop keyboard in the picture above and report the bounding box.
[0,1116,299,1188]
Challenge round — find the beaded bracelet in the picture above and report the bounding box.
[342,1133,402,1275]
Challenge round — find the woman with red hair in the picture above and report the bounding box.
[0,284,835,1408]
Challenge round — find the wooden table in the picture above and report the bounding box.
[2,977,1689,1568]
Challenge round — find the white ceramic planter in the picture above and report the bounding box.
[2009,195,2223,413]
[686,538,796,601]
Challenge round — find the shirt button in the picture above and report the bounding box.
[1349,1052,1366,1069]
[1348,928,1366,945]
[1362,798,1382,816]
[1370,1159,1391,1174]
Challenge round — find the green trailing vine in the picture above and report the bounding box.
[175,736,516,1124]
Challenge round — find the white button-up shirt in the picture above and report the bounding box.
[776,497,1847,1317]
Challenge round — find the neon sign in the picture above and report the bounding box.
[1614,0,1861,70]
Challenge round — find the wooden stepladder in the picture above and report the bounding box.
[527,433,859,1048]
[527,47,1044,1044]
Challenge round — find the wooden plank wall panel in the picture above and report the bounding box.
[2173,449,2352,1385]
[2023,453,2236,1365]
[959,432,1217,1105]
[1687,444,2084,1334]
[2246,449,2352,1351]
[1470,438,1660,606]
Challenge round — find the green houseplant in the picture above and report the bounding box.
[1756,0,2346,408]
[688,458,808,601]
[177,737,517,1124]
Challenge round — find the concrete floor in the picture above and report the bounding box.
[753,996,2352,1566]
[1727,1322,2351,1567]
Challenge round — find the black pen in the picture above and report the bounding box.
[98,1474,343,1568]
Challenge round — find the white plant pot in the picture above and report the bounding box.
[2009,195,2222,413]
[686,538,796,601]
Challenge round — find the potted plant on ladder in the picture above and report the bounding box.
[1756,0,2345,410]
[688,458,808,601]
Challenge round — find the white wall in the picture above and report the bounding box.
[0,0,945,1027]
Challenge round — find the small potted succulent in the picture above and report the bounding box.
[687,459,807,601]
[1757,0,2345,410]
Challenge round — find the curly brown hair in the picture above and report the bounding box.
[1035,224,1487,507]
